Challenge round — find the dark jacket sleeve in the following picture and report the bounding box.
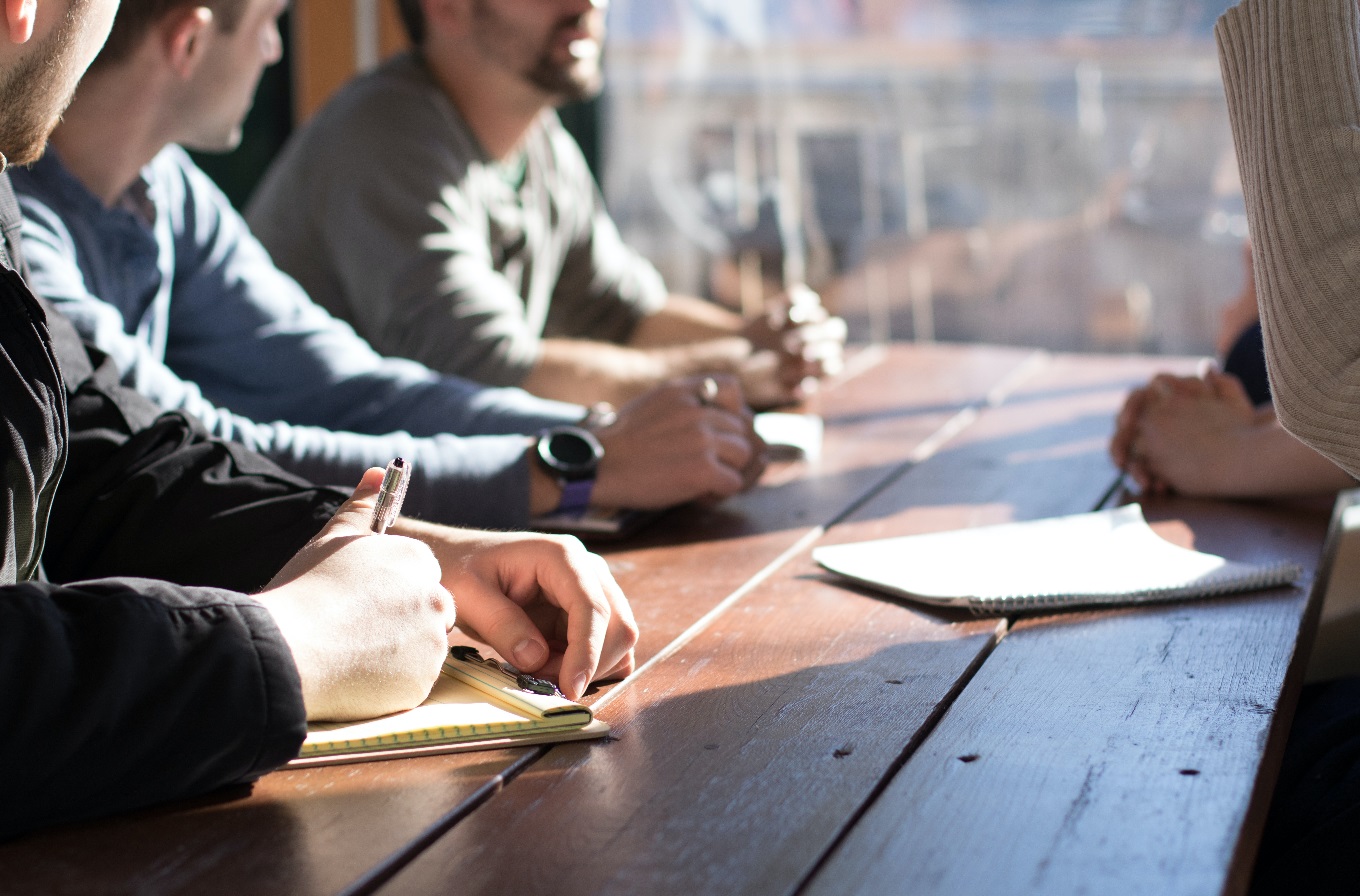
[0,576,307,840]
[40,299,346,592]
[0,304,328,839]
[0,192,319,839]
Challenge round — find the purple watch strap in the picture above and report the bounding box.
[555,478,594,517]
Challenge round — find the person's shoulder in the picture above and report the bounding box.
[14,152,105,252]
[265,51,462,193]
[11,149,86,210]
[307,51,448,137]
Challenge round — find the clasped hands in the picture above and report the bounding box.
[259,467,638,722]
[1110,366,1265,497]
[740,284,847,408]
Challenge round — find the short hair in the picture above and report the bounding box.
[395,0,425,46]
[93,0,250,69]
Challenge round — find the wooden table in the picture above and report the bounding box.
[0,343,1332,896]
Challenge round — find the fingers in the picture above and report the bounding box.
[684,391,762,493]
[704,407,767,496]
[770,284,828,328]
[784,314,847,356]
[449,539,638,701]
[673,374,766,492]
[454,579,551,672]
[598,379,766,507]
[558,553,637,699]
[685,372,746,417]
[1110,387,1148,469]
[1146,372,1206,400]
[773,295,847,384]
[755,288,846,383]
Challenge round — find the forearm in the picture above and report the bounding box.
[1217,0,1360,477]
[1219,418,1357,498]
[234,425,539,530]
[521,336,749,406]
[627,294,745,347]
[0,579,305,840]
[172,301,582,441]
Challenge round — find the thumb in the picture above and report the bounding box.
[451,579,551,673]
[321,467,389,539]
[261,466,389,590]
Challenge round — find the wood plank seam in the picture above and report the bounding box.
[824,350,1051,532]
[334,750,542,896]
[341,344,1054,893]
[596,348,1051,713]
[789,617,1008,896]
[592,525,830,713]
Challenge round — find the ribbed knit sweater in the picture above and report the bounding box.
[1218,0,1360,480]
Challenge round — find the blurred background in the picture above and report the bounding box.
[223,0,1246,358]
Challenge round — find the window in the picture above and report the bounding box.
[601,0,1245,355]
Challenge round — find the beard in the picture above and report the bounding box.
[471,0,605,105]
[0,0,93,166]
[525,50,603,104]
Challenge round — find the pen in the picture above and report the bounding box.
[370,457,410,534]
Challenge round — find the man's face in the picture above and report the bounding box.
[0,0,120,165]
[179,0,286,153]
[468,0,608,104]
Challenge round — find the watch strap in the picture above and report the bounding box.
[554,477,594,517]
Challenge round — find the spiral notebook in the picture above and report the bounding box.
[813,504,1302,616]
[290,647,608,767]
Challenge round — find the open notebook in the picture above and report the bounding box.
[290,646,608,767]
[813,504,1302,617]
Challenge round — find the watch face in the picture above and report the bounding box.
[539,426,603,480]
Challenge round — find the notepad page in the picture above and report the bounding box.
[302,666,592,755]
[813,505,1300,610]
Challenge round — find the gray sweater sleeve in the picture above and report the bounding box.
[1217,0,1360,479]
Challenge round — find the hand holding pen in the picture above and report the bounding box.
[259,460,453,720]
[371,457,410,534]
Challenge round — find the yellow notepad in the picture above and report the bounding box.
[290,647,608,767]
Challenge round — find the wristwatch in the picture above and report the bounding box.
[536,425,604,516]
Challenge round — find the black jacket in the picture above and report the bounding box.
[0,174,344,840]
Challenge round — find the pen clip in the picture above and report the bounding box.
[448,645,563,698]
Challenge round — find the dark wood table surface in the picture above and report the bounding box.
[0,343,1332,896]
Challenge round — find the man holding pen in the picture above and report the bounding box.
[0,0,634,841]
